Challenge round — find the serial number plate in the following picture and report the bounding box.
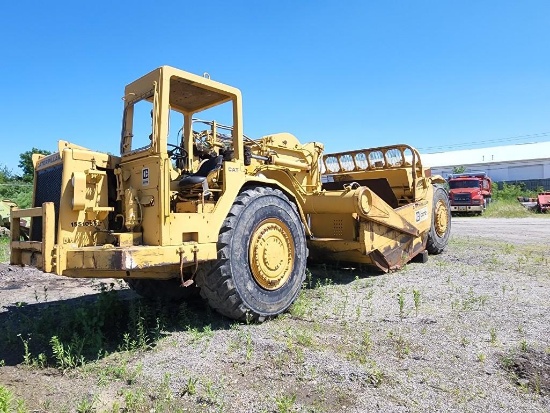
[70,220,100,228]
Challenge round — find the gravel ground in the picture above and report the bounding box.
[1,217,549,412]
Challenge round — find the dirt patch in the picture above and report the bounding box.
[502,349,550,396]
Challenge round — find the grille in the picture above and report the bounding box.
[31,164,62,241]
[453,193,471,205]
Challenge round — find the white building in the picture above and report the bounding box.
[423,141,550,185]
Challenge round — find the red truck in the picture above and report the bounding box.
[447,172,492,215]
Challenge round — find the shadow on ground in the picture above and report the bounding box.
[0,263,382,368]
[0,287,231,367]
[307,262,382,289]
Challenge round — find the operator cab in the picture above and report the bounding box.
[119,66,244,205]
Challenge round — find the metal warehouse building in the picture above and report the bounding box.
[423,141,550,190]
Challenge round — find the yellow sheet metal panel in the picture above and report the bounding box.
[309,213,357,239]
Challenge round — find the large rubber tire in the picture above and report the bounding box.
[126,278,198,301]
[426,186,451,254]
[196,187,307,321]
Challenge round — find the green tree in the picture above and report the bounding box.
[452,165,466,174]
[0,165,14,183]
[18,148,51,182]
[0,164,32,208]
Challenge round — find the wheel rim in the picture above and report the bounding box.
[249,218,295,290]
[434,199,449,237]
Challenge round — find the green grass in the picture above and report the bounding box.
[483,199,542,218]
[0,237,9,262]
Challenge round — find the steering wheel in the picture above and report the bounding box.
[167,143,188,170]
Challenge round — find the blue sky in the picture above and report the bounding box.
[1,1,549,174]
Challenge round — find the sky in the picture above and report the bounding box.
[1,1,549,174]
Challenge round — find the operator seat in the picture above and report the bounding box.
[178,155,223,196]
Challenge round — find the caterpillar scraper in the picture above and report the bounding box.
[10,66,451,321]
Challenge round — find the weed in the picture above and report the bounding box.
[367,364,384,387]
[0,386,13,413]
[106,401,121,413]
[35,353,47,369]
[0,385,26,413]
[397,290,406,319]
[158,373,173,402]
[130,304,149,350]
[520,339,528,352]
[123,388,147,412]
[412,289,421,316]
[95,358,142,386]
[347,328,372,364]
[477,353,486,363]
[202,377,225,407]
[533,372,542,395]
[355,305,361,321]
[454,288,489,311]
[503,243,515,254]
[97,362,126,386]
[228,325,254,361]
[306,268,313,289]
[516,256,527,272]
[76,395,95,413]
[18,335,32,366]
[290,290,312,318]
[501,353,514,369]
[489,328,497,345]
[188,324,214,347]
[460,337,470,347]
[51,335,85,370]
[393,334,410,359]
[41,400,52,412]
[361,329,372,353]
[181,377,198,396]
[275,393,296,413]
[296,329,313,347]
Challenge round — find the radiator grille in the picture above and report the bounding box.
[452,193,471,205]
[31,165,62,241]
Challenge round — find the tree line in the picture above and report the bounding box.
[0,148,50,208]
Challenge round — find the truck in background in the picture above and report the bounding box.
[447,172,492,215]
[517,192,550,213]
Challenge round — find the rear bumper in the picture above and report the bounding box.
[61,243,218,278]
